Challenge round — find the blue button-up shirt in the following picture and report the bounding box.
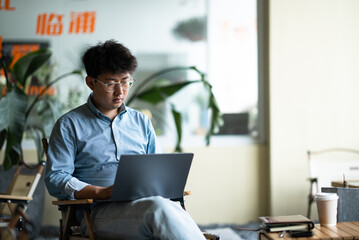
[45,94,161,199]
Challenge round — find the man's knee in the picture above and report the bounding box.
[145,196,176,211]
[141,196,182,220]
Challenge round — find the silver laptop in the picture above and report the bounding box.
[110,153,193,201]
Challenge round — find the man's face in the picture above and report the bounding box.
[86,72,132,115]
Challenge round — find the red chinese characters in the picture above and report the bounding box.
[36,13,64,36]
[69,11,96,34]
[36,11,96,36]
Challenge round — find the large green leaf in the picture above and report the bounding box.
[37,96,62,136]
[0,87,27,169]
[170,105,182,152]
[1,59,11,91]
[203,81,223,145]
[12,49,52,87]
[135,80,200,104]
[27,127,45,163]
[3,130,21,170]
[0,86,28,142]
[0,130,7,152]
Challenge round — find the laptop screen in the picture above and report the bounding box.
[110,153,193,201]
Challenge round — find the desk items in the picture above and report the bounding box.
[258,222,359,240]
[258,215,314,234]
[315,193,339,226]
[306,148,359,219]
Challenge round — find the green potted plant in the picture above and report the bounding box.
[0,48,81,238]
[127,66,223,152]
[0,48,81,170]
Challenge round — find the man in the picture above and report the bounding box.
[45,40,205,240]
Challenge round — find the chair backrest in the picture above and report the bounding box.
[308,148,359,192]
[42,138,48,156]
[0,162,45,216]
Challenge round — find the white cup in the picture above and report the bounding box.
[315,193,339,226]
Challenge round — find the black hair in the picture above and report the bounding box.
[82,40,137,78]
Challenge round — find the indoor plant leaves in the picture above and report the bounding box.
[12,49,52,87]
[127,66,223,152]
[0,49,81,170]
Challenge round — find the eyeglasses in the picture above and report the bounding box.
[93,77,135,92]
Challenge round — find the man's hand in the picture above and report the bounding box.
[74,185,113,200]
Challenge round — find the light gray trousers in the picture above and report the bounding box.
[81,196,206,240]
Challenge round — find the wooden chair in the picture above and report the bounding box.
[0,160,46,239]
[42,138,219,240]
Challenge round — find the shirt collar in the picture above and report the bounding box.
[87,93,127,120]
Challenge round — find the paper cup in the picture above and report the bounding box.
[315,193,339,226]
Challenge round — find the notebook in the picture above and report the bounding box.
[110,153,193,201]
[258,215,315,232]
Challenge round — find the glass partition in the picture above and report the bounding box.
[0,0,261,146]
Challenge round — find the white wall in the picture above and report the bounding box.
[269,0,359,216]
[182,143,268,224]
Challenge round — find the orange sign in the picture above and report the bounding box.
[36,11,96,36]
[36,13,64,36]
[2,85,56,97]
[0,0,15,11]
[69,11,96,34]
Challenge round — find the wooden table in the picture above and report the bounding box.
[258,222,359,240]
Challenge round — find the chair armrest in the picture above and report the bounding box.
[203,232,220,240]
[52,199,94,206]
[0,194,32,201]
[52,192,190,206]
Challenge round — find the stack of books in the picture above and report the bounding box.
[259,215,314,237]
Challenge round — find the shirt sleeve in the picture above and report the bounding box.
[45,117,88,199]
[64,177,89,199]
